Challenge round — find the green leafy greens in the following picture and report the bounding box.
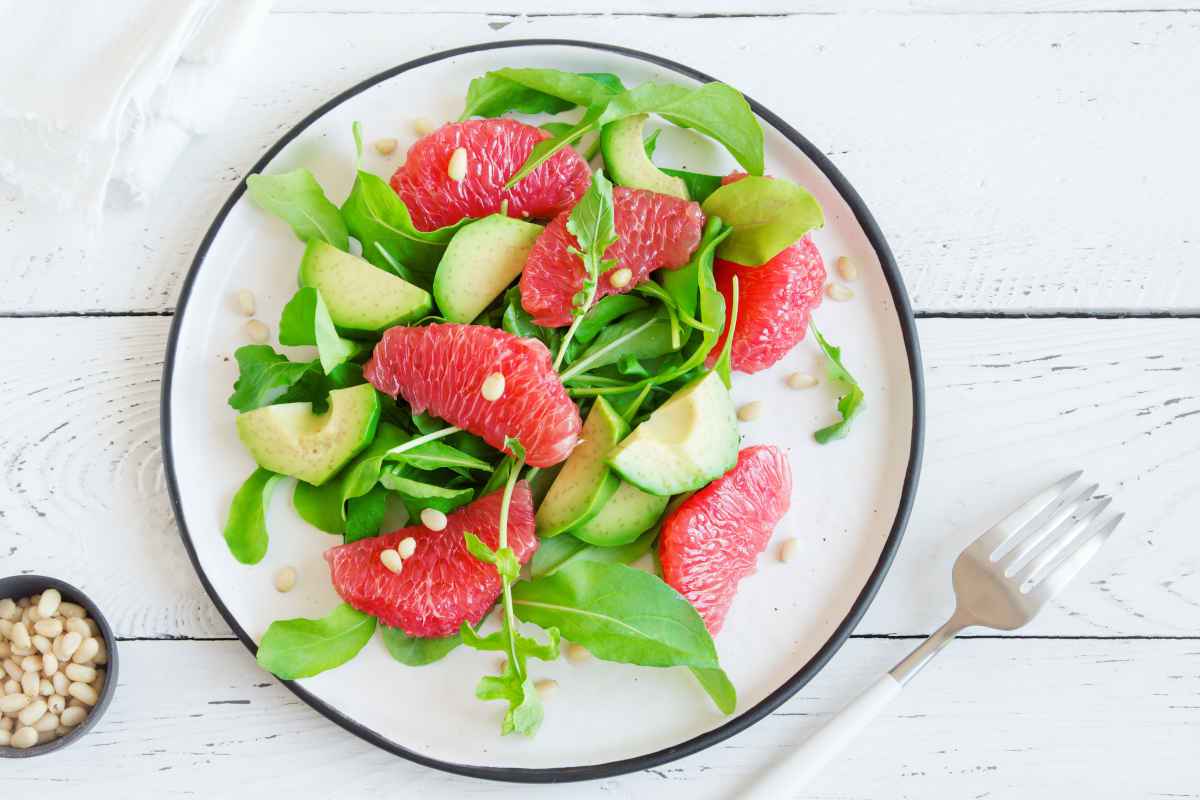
[812,326,866,443]
[278,287,366,374]
[256,603,377,680]
[245,169,349,250]
[223,468,283,564]
[381,626,462,666]
[460,68,624,120]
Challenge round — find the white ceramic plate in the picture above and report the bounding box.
[163,40,923,782]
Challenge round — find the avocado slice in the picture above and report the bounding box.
[607,371,738,496]
[536,397,628,537]
[571,480,670,547]
[236,383,380,486]
[298,240,432,336]
[433,215,543,323]
[600,114,689,200]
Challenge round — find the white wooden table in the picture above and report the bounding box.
[2,3,1198,797]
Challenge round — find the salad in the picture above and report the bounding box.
[223,65,865,737]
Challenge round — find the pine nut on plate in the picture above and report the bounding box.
[0,577,116,757]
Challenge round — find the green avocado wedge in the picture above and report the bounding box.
[434,215,543,323]
[570,480,670,547]
[236,383,380,486]
[700,175,824,266]
[536,398,628,537]
[607,371,738,496]
[298,239,432,335]
[600,114,689,200]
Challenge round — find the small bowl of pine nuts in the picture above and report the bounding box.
[0,575,117,757]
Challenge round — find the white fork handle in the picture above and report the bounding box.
[744,674,902,798]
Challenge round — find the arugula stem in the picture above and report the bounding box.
[498,454,526,678]
[622,383,654,422]
[560,317,657,383]
[552,312,589,372]
[384,426,460,458]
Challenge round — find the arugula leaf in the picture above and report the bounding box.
[551,169,619,369]
[227,345,318,412]
[564,307,673,380]
[460,69,623,120]
[505,103,608,189]
[501,286,562,353]
[245,169,349,250]
[388,440,492,473]
[661,168,724,204]
[380,626,462,666]
[713,275,739,388]
[278,287,365,374]
[344,484,390,543]
[292,423,407,534]
[573,294,647,346]
[380,470,474,515]
[701,175,824,265]
[513,561,722,669]
[529,526,658,578]
[340,169,466,281]
[812,326,866,444]
[223,468,283,564]
[256,603,376,680]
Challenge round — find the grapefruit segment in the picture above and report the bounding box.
[325,484,536,637]
[519,186,704,328]
[391,119,590,232]
[363,323,582,468]
[658,445,792,633]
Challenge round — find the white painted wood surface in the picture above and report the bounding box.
[2,4,1197,797]
[2,9,1198,313]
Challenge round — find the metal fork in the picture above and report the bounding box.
[745,471,1124,797]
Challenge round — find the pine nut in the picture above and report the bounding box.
[37,729,56,744]
[447,147,468,182]
[2,659,21,682]
[34,618,62,639]
[64,618,89,638]
[0,619,10,637]
[21,671,40,696]
[0,717,10,732]
[60,706,86,727]
[3,679,18,695]
[373,138,398,156]
[10,623,30,650]
[92,639,107,666]
[565,643,590,663]
[20,655,41,674]
[0,694,30,713]
[36,589,61,619]
[54,632,81,661]
[71,636,97,665]
[64,664,95,684]
[480,371,505,401]
[826,283,853,302]
[234,288,256,317]
[10,644,32,657]
[47,695,65,715]
[24,605,40,624]
[41,653,57,677]
[67,682,97,706]
[10,726,37,749]
[245,319,270,343]
[379,549,403,574]
[273,566,297,593]
[33,712,59,733]
[786,372,818,390]
[57,602,85,620]
[534,678,558,699]
[737,401,764,422]
[0,642,7,660]
[31,635,50,655]
[51,673,68,696]
[835,255,858,281]
[412,117,435,137]
[0,729,8,746]
[397,537,417,559]
[39,679,53,697]
[609,268,633,289]
[84,620,99,638]
[778,537,802,563]
[0,599,15,621]
[420,508,448,531]
[18,698,47,727]
[91,670,106,693]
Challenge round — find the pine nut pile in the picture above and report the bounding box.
[0,589,109,750]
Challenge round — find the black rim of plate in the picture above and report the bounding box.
[161,39,925,784]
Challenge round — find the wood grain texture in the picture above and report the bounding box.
[0,316,1195,639]
[276,1,1200,13]
[0,638,1196,798]
[2,11,1198,313]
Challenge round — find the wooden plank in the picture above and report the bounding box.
[276,1,1200,13]
[0,316,1195,639]
[1,638,1195,797]
[2,11,1198,313]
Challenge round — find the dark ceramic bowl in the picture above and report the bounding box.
[0,575,118,758]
